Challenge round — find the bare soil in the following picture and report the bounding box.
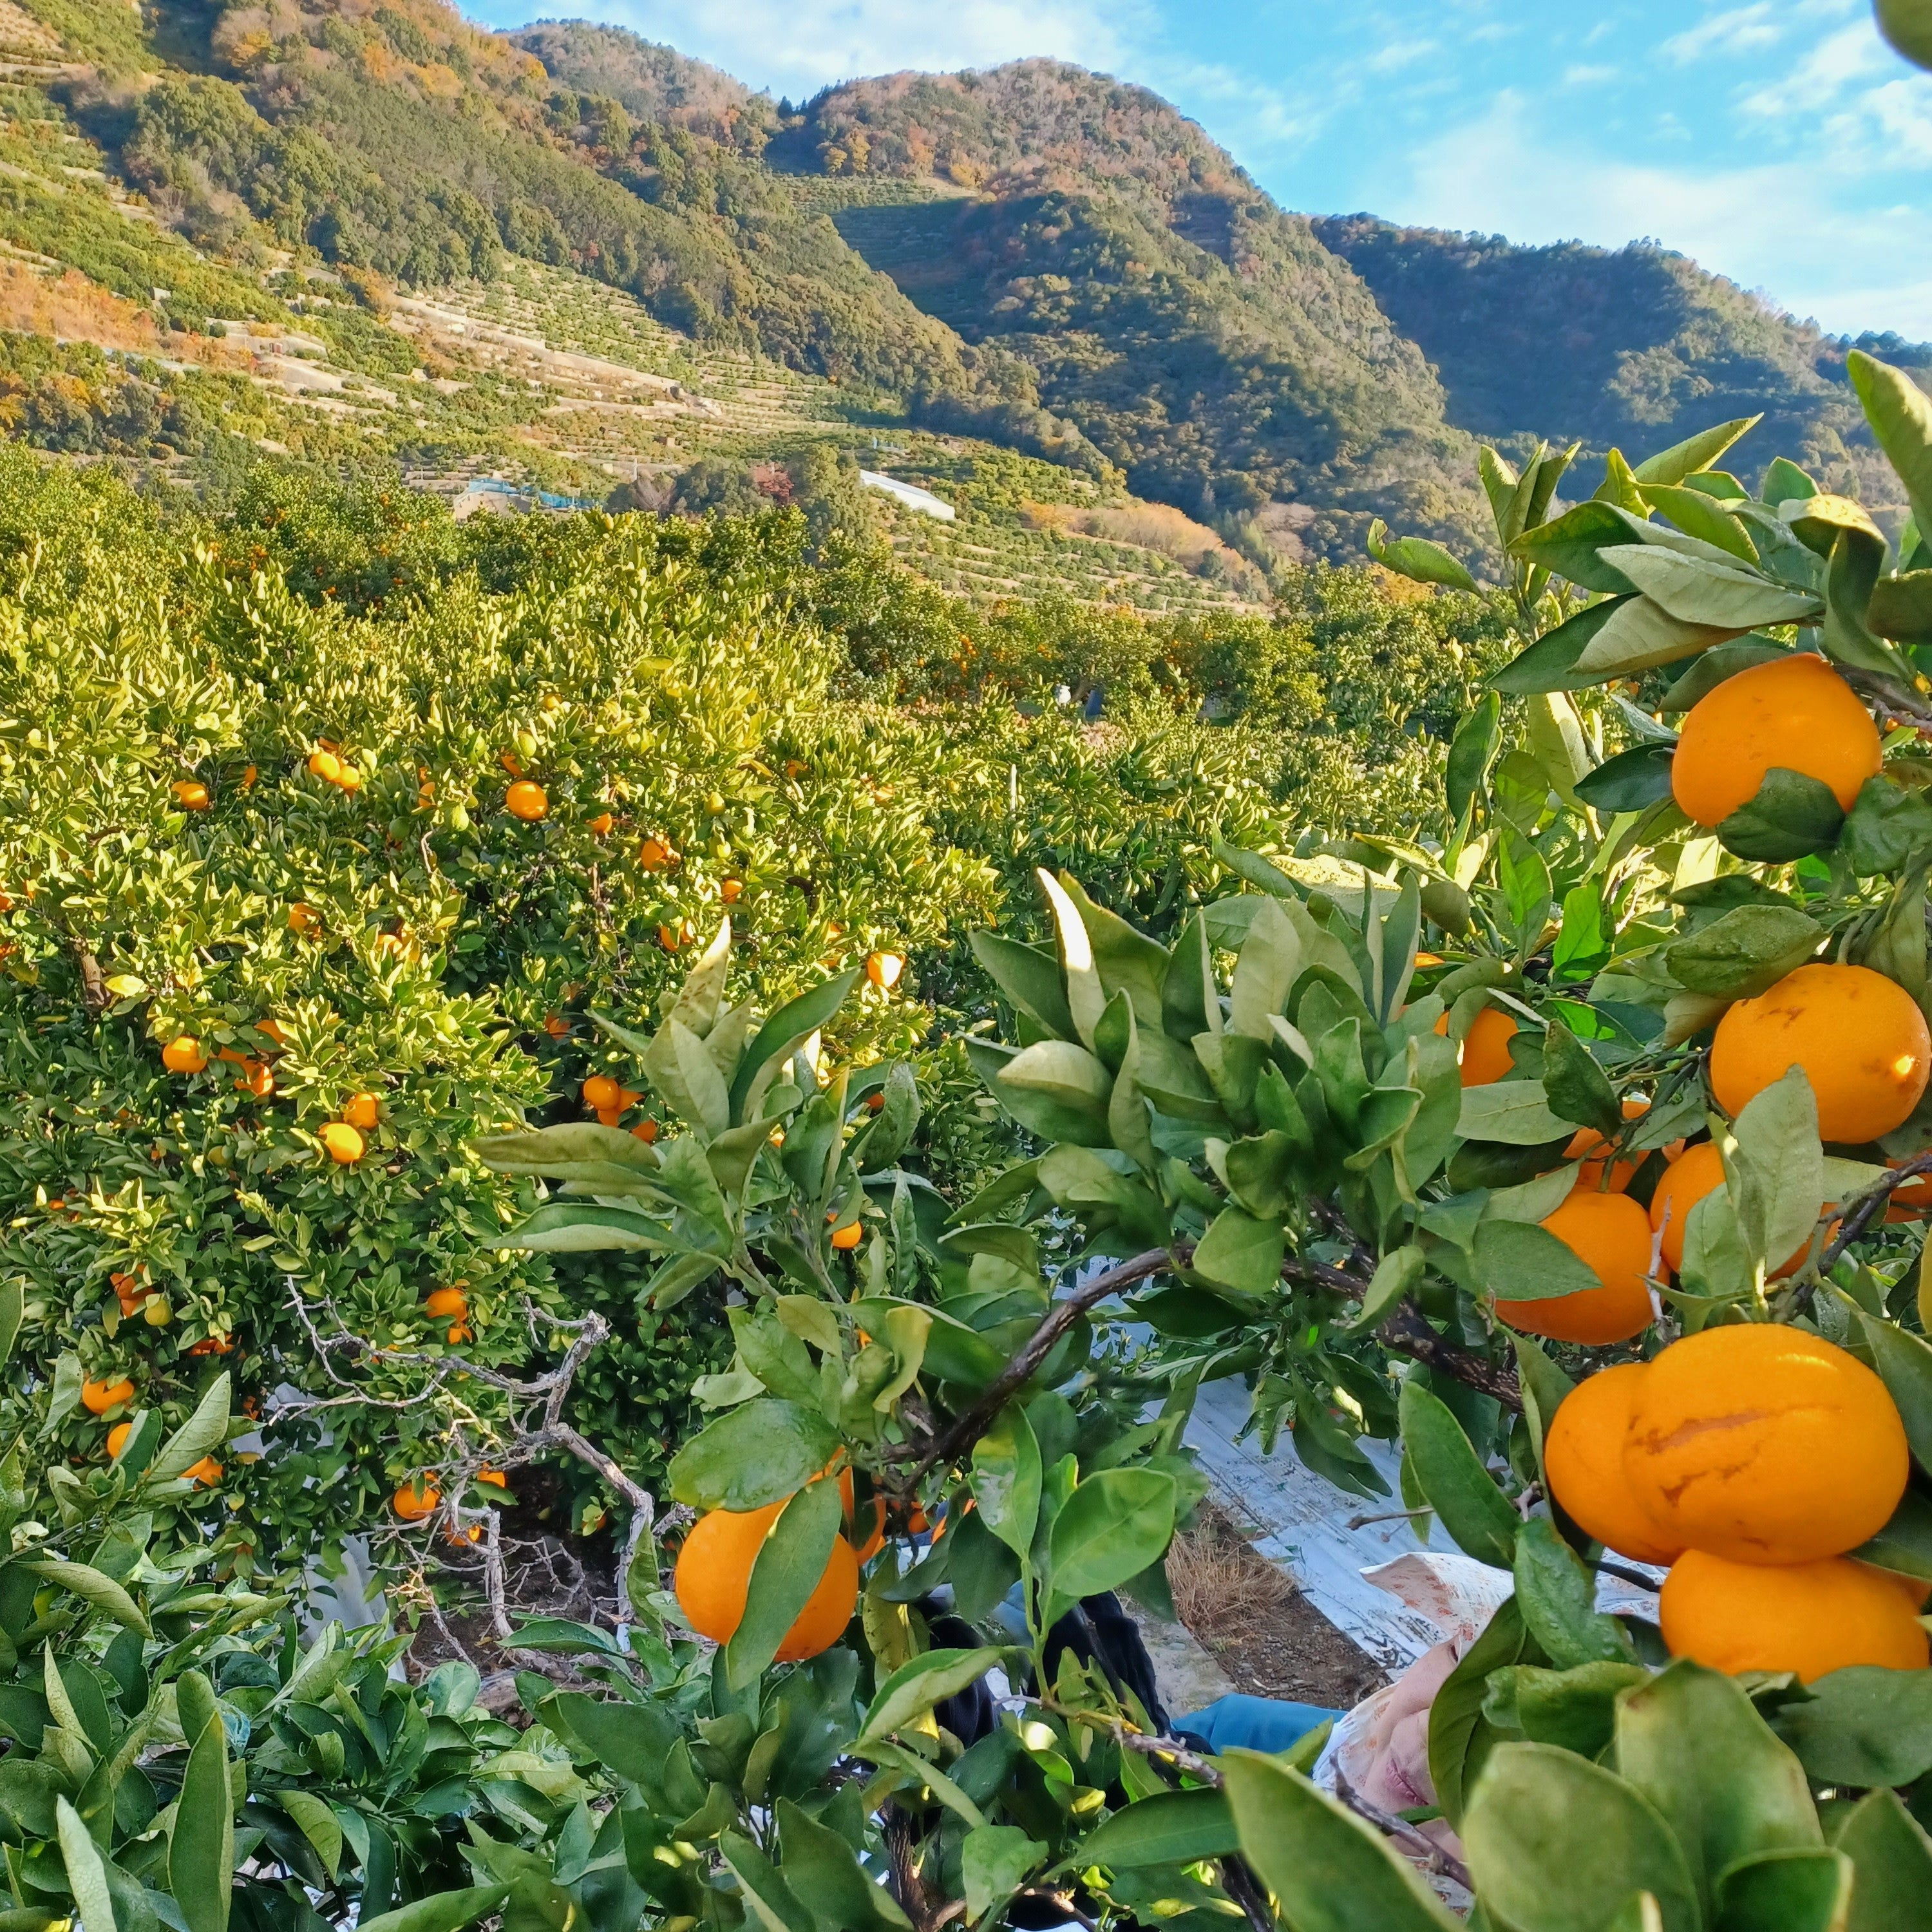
[1167,1501,1388,1710]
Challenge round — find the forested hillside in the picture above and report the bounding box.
[0,0,1918,571]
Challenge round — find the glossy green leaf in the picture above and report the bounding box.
[971,1405,1043,1559]
[1718,768,1846,863]
[667,1401,838,1511]
[1634,416,1762,487]
[1664,905,1824,997]
[1192,1206,1284,1295]
[1830,1786,1932,1931]
[1600,546,1821,629]
[1574,595,1750,677]
[1848,351,1932,540]
[1464,1743,1700,1932]
[1726,1070,1825,1281]
[170,1696,234,1932]
[857,1647,1007,1747]
[1712,1850,1852,1932]
[1397,1380,1520,1569]
[1575,744,1676,814]
[727,969,862,1122]
[960,1825,1045,1918]
[551,1692,680,1786]
[775,1798,911,1931]
[1220,1752,1459,1932]
[1368,518,1479,593]
[1459,1081,1586,1145]
[726,1475,843,1690]
[970,931,1075,1041]
[1514,1519,1638,1668]
[355,1889,514,1932]
[1079,1788,1238,1868]
[1774,1667,1932,1789]
[1046,1469,1178,1602]
[1429,1599,1535,1830]
[1472,1220,1602,1303]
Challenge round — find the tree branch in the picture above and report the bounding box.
[1379,1300,1521,1411]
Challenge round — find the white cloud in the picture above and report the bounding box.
[1662,3,1783,65]
[1391,94,1932,337]
[1560,64,1618,88]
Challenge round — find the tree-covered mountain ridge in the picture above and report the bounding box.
[0,0,1920,564]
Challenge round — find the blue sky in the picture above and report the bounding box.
[468,0,1932,339]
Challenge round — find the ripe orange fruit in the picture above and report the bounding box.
[257,1020,288,1048]
[185,1457,222,1488]
[1544,1365,1684,1566]
[173,780,210,810]
[1661,1549,1929,1680]
[866,1092,886,1115]
[341,1092,381,1131]
[186,1334,233,1356]
[1435,1005,1518,1086]
[544,1012,570,1039]
[829,1220,864,1251]
[288,903,318,934]
[477,1467,508,1490]
[1670,654,1881,828]
[596,1107,622,1128]
[659,922,687,952]
[373,933,410,960]
[674,1502,858,1660]
[319,1122,365,1165]
[587,812,614,837]
[721,878,744,903]
[853,1497,886,1564]
[240,765,258,791]
[1710,963,1930,1143]
[632,1119,659,1143]
[638,836,674,870]
[506,781,548,822]
[82,1378,135,1416]
[236,1061,274,1099]
[866,952,905,990]
[1497,1188,1654,1343]
[107,1422,132,1459]
[336,764,363,793]
[1624,1324,1908,1564]
[1884,1157,1932,1220]
[393,1480,440,1522]
[161,1036,207,1074]
[425,1287,468,1319]
[308,749,343,784]
[582,1075,621,1111]
[1647,1142,1819,1276]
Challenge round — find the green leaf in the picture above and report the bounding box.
[960,1826,1045,1920]
[1869,571,1932,645]
[149,1374,231,1487]
[1830,1786,1932,1930]
[1513,502,1656,594]
[1773,1666,1932,1790]
[501,1201,670,1253]
[473,1122,662,1179]
[1615,1662,1821,1927]
[1397,1381,1520,1569]
[1658,638,1792,712]
[1472,1220,1603,1303]
[1712,1850,1852,1932]
[356,1893,514,1932]
[550,1692,679,1786]
[1575,744,1676,814]
[1046,1470,1178,1602]
[56,1795,116,1932]
[1634,416,1761,486]
[1848,350,1932,541]
[1192,1207,1284,1296]
[1665,906,1824,998]
[969,932,1075,1041]
[1220,1752,1460,1932]
[1079,1788,1238,1868]
[170,1698,234,1932]
[1513,1519,1636,1667]
[1229,896,1302,1040]
[1575,596,1750,677]
[994,1039,1113,1145]
[857,1648,1007,1747]
[1429,1599,1534,1831]
[1447,692,1504,823]
[1847,1308,1932,1472]
[667,1401,837,1511]
[1464,1743,1700,1932]
[1459,1082,1586,1145]
[1642,484,1758,562]
[277,1790,342,1882]
[1727,1070,1825,1282]
[1718,768,1847,863]
[971,1405,1043,1558]
[1505,1662,1650,1757]
[727,969,862,1122]
[23,1560,148,1636]
[1844,777,1932,875]
[1600,547,1820,629]
[1491,598,1631,694]
[775,1798,911,1932]
[719,1833,813,1932]
[1345,1245,1426,1335]
[1056,873,1170,1032]
[1367,518,1479,594]
[725,1475,844,1690]
[1542,1021,1622,1138]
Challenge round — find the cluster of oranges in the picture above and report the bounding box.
[581,1074,656,1140]
[1479,958,1932,1348]
[104,1417,222,1488]
[424,1283,473,1345]
[392,1465,508,1531]
[674,1466,901,1662]
[1547,1325,1925,1681]
[157,1028,383,1167]
[308,746,366,793]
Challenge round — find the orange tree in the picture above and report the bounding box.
[0,450,999,1571]
[464,360,1932,1931]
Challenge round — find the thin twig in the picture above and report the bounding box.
[1332,1765,1474,1893]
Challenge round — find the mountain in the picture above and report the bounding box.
[0,0,1921,569]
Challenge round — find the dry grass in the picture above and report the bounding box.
[1168,1504,1294,1636]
